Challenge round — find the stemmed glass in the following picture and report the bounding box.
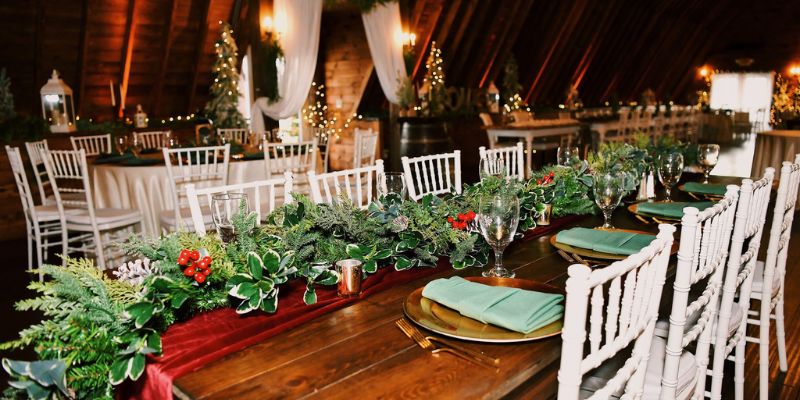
[657,152,684,201]
[378,172,407,200]
[478,194,520,278]
[697,144,720,184]
[211,193,249,244]
[479,156,507,181]
[130,136,144,158]
[593,173,624,230]
[557,146,580,168]
[115,135,129,155]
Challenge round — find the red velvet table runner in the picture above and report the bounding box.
[124,216,582,399]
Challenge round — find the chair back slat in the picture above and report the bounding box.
[25,140,51,205]
[134,130,170,149]
[308,160,384,209]
[70,134,112,156]
[5,146,39,226]
[401,151,462,201]
[479,142,525,180]
[557,225,675,400]
[185,171,293,235]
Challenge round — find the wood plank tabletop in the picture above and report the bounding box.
[173,175,746,400]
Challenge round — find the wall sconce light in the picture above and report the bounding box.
[262,16,273,33]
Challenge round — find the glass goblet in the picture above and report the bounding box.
[697,144,720,184]
[211,193,249,244]
[557,146,580,167]
[479,156,507,181]
[378,172,407,200]
[115,135,129,155]
[478,194,520,278]
[593,173,624,230]
[130,136,144,158]
[657,152,684,202]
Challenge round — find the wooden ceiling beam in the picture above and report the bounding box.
[482,0,536,89]
[474,0,528,89]
[433,0,462,52]
[118,0,138,118]
[410,0,445,80]
[442,0,477,65]
[76,0,91,116]
[463,3,516,88]
[447,0,493,85]
[152,0,178,117]
[188,0,212,114]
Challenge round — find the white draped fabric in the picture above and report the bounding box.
[361,2,405,104]
[251,0,323,132]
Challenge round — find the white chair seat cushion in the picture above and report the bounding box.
[579,337,696,400]
[159,207,214,230]
[654,302,743,339]
[751,260,781,298]
[66,208,142,231]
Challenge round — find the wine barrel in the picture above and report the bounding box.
[398,118,450,158]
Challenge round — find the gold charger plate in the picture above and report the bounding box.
[403,276,564,343]
[549,228,673,262]
[677,184,724,201]
[627,202,683,222]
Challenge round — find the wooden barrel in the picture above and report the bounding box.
[398,118,450,158]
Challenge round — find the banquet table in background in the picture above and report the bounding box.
[752,130,800,182]
[485,119,581,177]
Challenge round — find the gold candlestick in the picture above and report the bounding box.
[336,259,363,298]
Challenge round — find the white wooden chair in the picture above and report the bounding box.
[6,146,65,280]
[263,139,317,194]
[401,150,462,201]
[41,149,143,269]
[70,134,112,156]
[652,186,739,399]
[185,171,293,236]
[24,140,51,206]
[133,130,170,149]
[747,155,800,399]
[354,128,379,168]
[161,144,231,232]
[709,168,775,400]
[557,224,676,400]
[308,160,384,209]
[217,128,250,145]
[478,142,525,180]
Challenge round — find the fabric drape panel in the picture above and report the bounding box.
[361,2,405,104]
[251,0,322,132]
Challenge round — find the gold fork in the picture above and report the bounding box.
[395,319,499,369]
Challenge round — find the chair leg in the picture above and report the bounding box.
[60,226,69,267]
[735,332,746,400]
[94,230,106,270]
[759,304,770,400]
[776,294,788,372]
[27,231,33,273]
[34,229,44,282]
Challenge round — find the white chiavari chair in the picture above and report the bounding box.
[478,142,525,180]
[70,134,112,156]
[557,225,676,400]
[308,160,384,209]
[606,108,630,143]
[6,146,65,280]
[25,139,51,205]
[709,168,775,400]
[354,128,379,168]
[263,139,317,194]
[747,155,800,399]
[401,151,462,201]
[649,186,739,400]
[134,130,170,149]
[185,171,293,236]
[161,144,231,232]
[313,127,331,173]
[217,128,250,145]
[41,148,143,269]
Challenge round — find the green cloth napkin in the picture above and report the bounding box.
[637,201,714,218]
[421,276,564,334]
[243,152,264,161]
[94,153,133,164]
[556,227,656,256]
[682,182,727,196]
[120,158,162,166]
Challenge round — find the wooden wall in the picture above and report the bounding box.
[320,10,373,119]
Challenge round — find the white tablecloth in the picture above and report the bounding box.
[92,160,267,237]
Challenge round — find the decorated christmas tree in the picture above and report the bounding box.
[204,22,245,128]
[422,41,447,116]
[0,68,16,122]
[501,55,522,104]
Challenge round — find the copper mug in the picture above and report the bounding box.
[335,259,363,298]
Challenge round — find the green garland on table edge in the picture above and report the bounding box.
[0,170,597,399]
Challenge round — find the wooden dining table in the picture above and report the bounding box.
[172,175,745,400]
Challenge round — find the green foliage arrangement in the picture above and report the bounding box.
[261,33,283,104]
[0,68,16,122]
[587,142,648,193]
[529,165,595,218]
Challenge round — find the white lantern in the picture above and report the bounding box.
[486,82,500,114]
[40,70,76,133]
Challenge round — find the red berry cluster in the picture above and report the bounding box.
[537,171,556,185]
[178,249,213,284]
[448,210,476,230]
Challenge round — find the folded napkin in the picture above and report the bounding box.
[421,276,564,334]
[682,182,727,196]
[556,227,655,256]
[637,201,714,218]
[94,153,133,164]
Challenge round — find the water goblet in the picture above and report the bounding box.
[479,156,507,181]
[130,136,144,158]
[377,172,407,199]
[697,144,720,184]
[115,135,129,155]
[478,193,520,278]
[557,146,580,168]
[211,193,249,244]
[593,173,624,230]
[657,152,684,201]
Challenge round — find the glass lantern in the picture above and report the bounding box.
[486,82,500,114]
[40,70,76,133]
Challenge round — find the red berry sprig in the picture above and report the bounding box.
[177,249,213,284]
[448,210,476,230]
[536,171,556,185]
